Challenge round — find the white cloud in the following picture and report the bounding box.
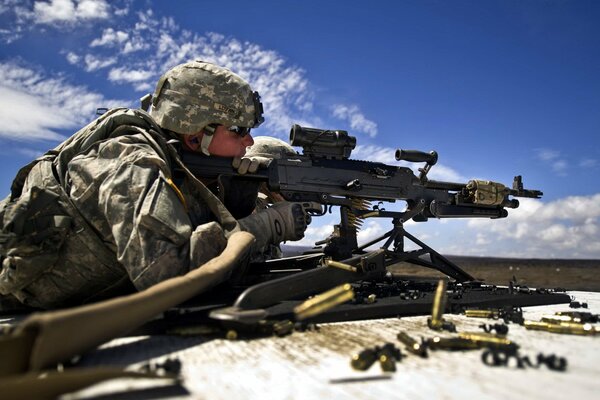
[6,7,372,142]
[90,28,129,47]
[0,61,126,141]
[83,54,116,71]
[293,216,336,248]
[465,195,600,258]
[1,0,121,42]
[579,158,597,168]
[108,67,154,83]
[536,148,560,161]
[65,51,80,64]
[54,11,316,137]
[33,0,110,24]
[552,159,568,176]
[331,104,378,138]
[352,144,467,182]
[293,191,600,259]
[352,145,398,164]
[535,147,586,177]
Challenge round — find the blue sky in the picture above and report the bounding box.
[1,0,599,258]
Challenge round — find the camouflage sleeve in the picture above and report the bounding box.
[67,134,227,291]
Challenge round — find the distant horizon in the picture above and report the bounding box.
[280,245,600,261]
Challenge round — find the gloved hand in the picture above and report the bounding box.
[232,156,272,174]
[240,201,322,244]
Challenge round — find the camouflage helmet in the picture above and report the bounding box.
[150,60,264,136]
[245,136,297,159]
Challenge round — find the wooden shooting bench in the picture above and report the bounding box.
[10,290,594,400]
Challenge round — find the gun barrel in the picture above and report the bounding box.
[424,180,465,192]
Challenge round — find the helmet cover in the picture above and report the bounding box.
[150,60,264,135]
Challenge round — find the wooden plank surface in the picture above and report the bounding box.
[54,290,600,400]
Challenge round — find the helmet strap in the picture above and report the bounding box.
[200,124,217,156]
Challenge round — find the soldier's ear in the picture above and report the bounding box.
[182,133,202,152]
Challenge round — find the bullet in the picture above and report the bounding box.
[524,320,598,336]
[294,283,355,320]
[458,332,518,353]
[428,279,447,330]
[541,315,582,324]
[397,331,427,357]
[465,309,499,319]
[351,348,378,371]
[427,337,480,351]
[378,353,396,372]
[225,330,238,340]
[325,259,358,273]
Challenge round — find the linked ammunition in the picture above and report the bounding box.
[294,283,355,320]
[465,309,499,319]
[366,294,377,304]
[351,348,378,371]
[427,279,448,330]
[397,331,428,357]
[524,320,599,335]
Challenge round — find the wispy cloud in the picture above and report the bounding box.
[536,148,599,177]
[580,158,598,168]
[0,61,127,141]
[83,54,117,71]
[352,144,467,182]
[90,27,129,47]
[3,3,377,142]
[535,147,568,176]
[331,104,378,138]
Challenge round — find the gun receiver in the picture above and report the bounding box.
[179,124,543,287]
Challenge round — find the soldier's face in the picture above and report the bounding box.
[184,125,254,157]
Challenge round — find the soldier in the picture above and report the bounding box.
[0,60,315,309]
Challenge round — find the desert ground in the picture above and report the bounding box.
[390,256,600,292]
[283,245,600,292]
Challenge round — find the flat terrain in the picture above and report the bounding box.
[282,246,600,292]
[391,257,600,292]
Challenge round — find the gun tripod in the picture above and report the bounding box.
[210,207,474,324]
[355,216,474,282]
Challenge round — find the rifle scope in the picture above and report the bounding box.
[290,124,356,159]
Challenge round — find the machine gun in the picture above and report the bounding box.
[179,125,544,324]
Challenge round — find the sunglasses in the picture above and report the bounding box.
[227,125,252,137]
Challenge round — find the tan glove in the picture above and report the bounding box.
[240,201,322,244]
[232,156,272,174]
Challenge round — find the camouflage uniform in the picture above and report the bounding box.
[0,61,311,309]
[0,62,252,309]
